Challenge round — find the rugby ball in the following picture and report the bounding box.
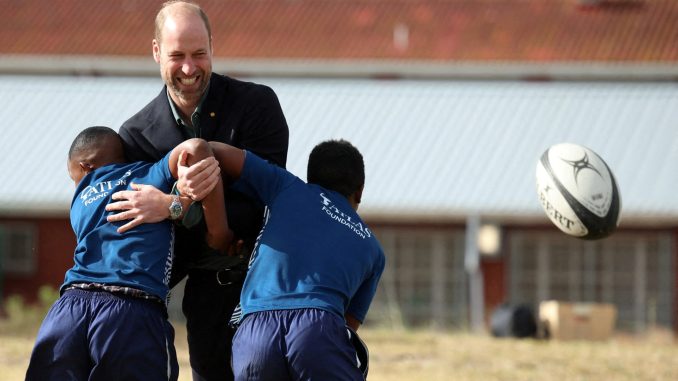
[536,143,621,240]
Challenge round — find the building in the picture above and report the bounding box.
[2,0,677,333]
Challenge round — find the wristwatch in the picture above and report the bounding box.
[168,195,183,220]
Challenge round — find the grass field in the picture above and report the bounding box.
[2,293,677,380]
[3,317,677,381]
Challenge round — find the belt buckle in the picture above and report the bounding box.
[216,268,235,286]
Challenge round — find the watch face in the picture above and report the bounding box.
[170,199,182,219]
[170,206,181,218]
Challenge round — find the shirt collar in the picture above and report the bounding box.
[166,81,211,126]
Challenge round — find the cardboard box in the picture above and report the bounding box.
[539,300,617,341]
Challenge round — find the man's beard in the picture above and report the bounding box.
[169,74,209,104]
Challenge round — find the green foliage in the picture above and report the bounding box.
[0,285,58,336]
[37,285,59,307]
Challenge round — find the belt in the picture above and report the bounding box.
[63,283,165,305]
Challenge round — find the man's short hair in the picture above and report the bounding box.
[68,126,122,160]
[307,139,365,199]
[155,1,212,44]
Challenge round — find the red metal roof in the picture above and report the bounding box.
[3,0,677,62]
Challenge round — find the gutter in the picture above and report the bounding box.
[1,54,677,82]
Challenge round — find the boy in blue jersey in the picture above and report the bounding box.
[181,139,385,381]
[25,127,231,381]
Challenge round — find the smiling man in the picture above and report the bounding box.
[114,1,289,380]
[153,1,211,118]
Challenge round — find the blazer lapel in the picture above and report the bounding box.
[145,88,186,153]
[200,74,232,143]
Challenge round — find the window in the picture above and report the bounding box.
[368,227,467,329]
[0,223,38,275]
[508,231,675,332]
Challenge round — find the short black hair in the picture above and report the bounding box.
[68,126,122,160]
[307,139,365,198]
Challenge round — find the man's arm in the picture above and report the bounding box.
[107,139,231,253]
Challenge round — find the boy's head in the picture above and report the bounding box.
[307,139,365,208]
[67,126,125,185]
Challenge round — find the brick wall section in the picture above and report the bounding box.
[2,217,74,304]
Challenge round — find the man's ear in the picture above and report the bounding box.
[152,39,161,63]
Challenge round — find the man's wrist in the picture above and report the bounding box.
[169,182,203,226]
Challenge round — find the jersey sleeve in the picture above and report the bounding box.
[147,151,175,192]
[231,151,294,205]
[346,247,386,323]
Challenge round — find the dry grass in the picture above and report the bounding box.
[3,317,677,381]
[359,328,677,381]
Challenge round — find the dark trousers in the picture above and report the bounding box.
[231,309,365,381]
[27,289,178,381]
[182,270,244,381]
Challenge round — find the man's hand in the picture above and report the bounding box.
[177,151,220,201]
[106,183,173,233]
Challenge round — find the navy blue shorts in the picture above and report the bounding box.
[231,309,364,381]
[26,289,178,381]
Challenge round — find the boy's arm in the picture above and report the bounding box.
[105,139,225,238]
[345,313,361,331]
[208,141,246,180]
[169,139,232,253]
[178,141,246,199]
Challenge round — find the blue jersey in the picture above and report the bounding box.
[63,153,175,301]
[233,152,385,322]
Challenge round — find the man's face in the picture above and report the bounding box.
[154,12,212,110]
